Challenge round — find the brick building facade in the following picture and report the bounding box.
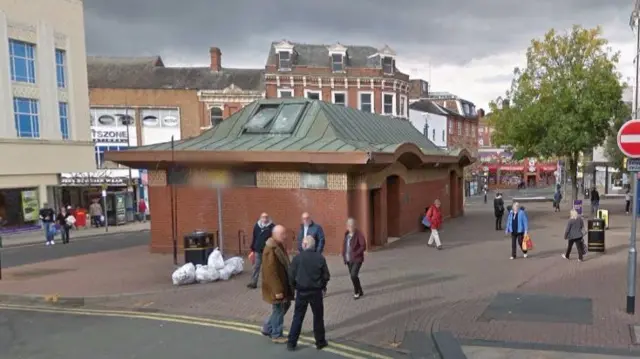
[106,99,472,255]
[264,40,411,117]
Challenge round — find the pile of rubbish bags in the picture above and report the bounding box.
[171,248,245,286]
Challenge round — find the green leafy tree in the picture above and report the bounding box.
[489,26,624,201]
[604,101,632,172]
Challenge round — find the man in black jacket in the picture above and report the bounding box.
[247,212,275,289]
[287,236,330,351]
[493,193,505,230]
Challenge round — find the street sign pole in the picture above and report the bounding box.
[617,120,640,314]
[217,187,224,254]
[628,173,638,314]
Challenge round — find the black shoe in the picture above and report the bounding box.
[247,283,257,289]
[287,344,296,351]
[316,341,328,350]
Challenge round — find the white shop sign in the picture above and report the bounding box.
[91,128,129,143]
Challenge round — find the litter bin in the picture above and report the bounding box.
[587,218,605,253]
[184,230,215,266]
[597,209,609,229]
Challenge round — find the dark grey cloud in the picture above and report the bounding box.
[83,0,633,68]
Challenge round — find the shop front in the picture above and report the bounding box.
[58,170,140,223]
[0,187,42,233]
[484,161,558,189]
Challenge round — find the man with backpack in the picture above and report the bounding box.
[424,199,443,250]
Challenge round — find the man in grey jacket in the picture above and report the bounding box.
[562,209,585,261]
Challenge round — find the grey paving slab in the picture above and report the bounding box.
[477,292,593,325]
[463,346,638,359]
[0,309,345,359]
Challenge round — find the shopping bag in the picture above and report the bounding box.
[522,234,534,251]
[248,251,256,265]
[421,215,431,228]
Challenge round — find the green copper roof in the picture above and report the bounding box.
[135,98,445,155]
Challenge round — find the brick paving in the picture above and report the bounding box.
[2,197,639,353]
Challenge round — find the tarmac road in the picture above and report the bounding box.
[0,231,149,268]
[0,305,391,359]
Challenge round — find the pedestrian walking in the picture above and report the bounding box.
[261,225,294,344]
[297,212,325,253]
[483,184,488,204]
[89,199,104,228]
[342,218,366,299]
[493,192,505,230]
[626,189,631,214]
[56,207,74,244]
[287,236,330,351]
[39,203,55,245]
[590,187,600,216]
[505,202,529,259]
[426,199,443,249]
[562,209,586,262]
[553,190,562,212]
[247,212,275,289]
[137,199,147,222]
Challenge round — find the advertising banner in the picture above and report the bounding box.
[21,190,39,222]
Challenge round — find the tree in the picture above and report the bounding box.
[489,26,625,201]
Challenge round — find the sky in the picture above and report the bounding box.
[83,0,635,111]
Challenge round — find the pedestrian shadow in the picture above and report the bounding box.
[327,273,460,298]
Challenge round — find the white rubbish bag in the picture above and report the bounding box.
[207,248,225,270]
[195,264,220,283]
[224,257,245,275]
[171,262,196,285]
[219,266,233,281]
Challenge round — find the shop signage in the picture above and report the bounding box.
[61,177,127,186]
[498,165,524,171]
[91,128,129,143]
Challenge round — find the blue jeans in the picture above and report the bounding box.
[43,222,53,242]
[591,201,599,215]
[262,301,290,338]
[250,252,263,285]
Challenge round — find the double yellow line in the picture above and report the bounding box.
[0,303,394,359]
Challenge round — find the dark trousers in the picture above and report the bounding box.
[347,262,363,295]
[495,214,503,230]
[511,233,527,257]
[60,226,70,244]
[626,200,631,213]
[565,238,585,260]
[91,216,102,227]
[287,290,326,347]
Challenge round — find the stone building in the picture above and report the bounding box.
[106,98,472,255]
[264,40,411,118]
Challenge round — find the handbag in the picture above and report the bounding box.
[522,234,534,251]
[421,215,431,227]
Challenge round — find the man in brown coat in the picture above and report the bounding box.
[260,224,294,343]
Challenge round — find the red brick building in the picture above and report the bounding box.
[106,98,472,255]
[265,40,411,117]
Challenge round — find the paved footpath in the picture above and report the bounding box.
[2,198,640,358]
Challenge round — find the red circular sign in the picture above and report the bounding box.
[617,120,640,158]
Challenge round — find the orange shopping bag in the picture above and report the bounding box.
[248,251,256,265]
[522,234,534,251]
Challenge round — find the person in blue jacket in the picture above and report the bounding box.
[505,202,529,259]
[297,212,325,253]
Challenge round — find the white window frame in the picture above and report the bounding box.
[277,88,293,98]
[331,53,344,72]
[278,51,291,71]
[381,92,396,116]
[381,56,394,75]
[331,91,347,106]
[399,94,408,117]
[448,120,453,134]
[304,89,322,100]
[358,91,374,113]
[457,120,462,135]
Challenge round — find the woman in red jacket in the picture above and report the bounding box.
[426,199,443,250]
[342,218,366,299]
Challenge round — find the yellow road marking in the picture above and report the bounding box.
[0,304,393,359]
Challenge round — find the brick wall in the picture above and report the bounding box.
[89,88,205,139]
[147,165,463,255]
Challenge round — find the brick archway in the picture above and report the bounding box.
[449,170,458,217]
[386,175,401,237]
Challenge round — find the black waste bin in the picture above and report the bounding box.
[184,230,215,266]
[587,219,605,253]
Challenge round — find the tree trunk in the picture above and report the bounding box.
[569,153,579,202]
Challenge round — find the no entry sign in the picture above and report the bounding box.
[618,120,640,158]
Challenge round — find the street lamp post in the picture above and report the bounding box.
[124,107,134,222]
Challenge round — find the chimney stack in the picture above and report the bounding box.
[210,47,222,72]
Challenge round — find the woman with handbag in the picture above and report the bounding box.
[562,209,586,261]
